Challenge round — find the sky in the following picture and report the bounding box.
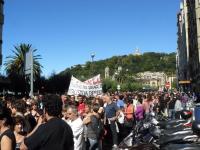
[2,0,181,77]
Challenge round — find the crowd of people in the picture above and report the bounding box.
[0,90,197,150]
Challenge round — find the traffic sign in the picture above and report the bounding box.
[165,82,170,88]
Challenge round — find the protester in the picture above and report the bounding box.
[0,105,16,150]
[13,116,25,150]
[174,98,183,119]
[167,94,176,119]
[30,101,40,122]
[83,103,102,150]
[83,102,93,150]
[10,100,32,134]
[116,95,125,109]
[134,97,144,122]
[124,97,134,134]
[77,95,85,117]
[20,94,74,150]
[61,94,67,109]
[103,93,119,148]
[143,93,153,116]
[67,105,84,150]
[70,95,78,106]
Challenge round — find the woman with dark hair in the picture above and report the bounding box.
[20,94,74,150]
[13,116,25,150]
[142,93,153,115]
[0,106,16,150]
[124,97,134,131]
[83,103,103,150]
[30,101,40,122]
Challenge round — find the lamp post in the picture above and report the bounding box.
[91,52,95,62]
[91,52,95,76]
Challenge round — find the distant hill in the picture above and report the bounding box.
[59,52,176,80]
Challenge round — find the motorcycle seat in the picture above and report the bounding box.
[161,143,200,150]
[159,132,194,145]
[162,128,192,136]
[158,120,187,129]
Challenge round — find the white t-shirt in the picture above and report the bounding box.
[68,117,83,150]
[118,111,125,124]
[175,100,183,111]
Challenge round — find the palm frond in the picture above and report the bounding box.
[4,43,42,77]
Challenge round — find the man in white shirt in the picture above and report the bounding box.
[67,105,84,150]
[175,99,183,119]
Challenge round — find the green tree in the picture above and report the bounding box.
[102,78,117,93]
[4,44,42,77]
[4,44,42,95]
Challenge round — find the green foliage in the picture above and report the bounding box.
[59,52,176,92]
[121,82,143,92]
[61,52,176,79]
[102,78,117,93]
[4,44,43,96]
[45,71,71,94]
[172,79,177,89]
[4,44,42,77]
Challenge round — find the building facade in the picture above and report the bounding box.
[0,0,3,65]
[177,0,200,92]
[177,1,188,82]
[135,71,168,89]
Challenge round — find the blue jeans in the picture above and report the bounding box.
[168,109,175,119]
[88,138,98,150]
[109,121,118,145]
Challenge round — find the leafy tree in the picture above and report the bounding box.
[4,44,42,95]
[5,44,42,77]
[46,72,71,94]
[61,52,176,80]
[102,78,117,93]
[60,52,176,92]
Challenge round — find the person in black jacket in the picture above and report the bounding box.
[20,94,74,150]
[167,94,176,119]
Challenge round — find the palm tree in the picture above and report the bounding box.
[4,43,42,77]
[4,44,42,95]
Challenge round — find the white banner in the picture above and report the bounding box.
[84,74,101,85]
[68,74,102,97]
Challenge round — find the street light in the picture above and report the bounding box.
[91,52,95,62]
[91,52,95,76]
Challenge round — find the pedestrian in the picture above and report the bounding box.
[67,105,84,150]
[77,95,85,118]
[0,105,16,150]
[20,94,74,150]
[124,97,134,134]
[13,116,25,150]
[174,98,183,119]
[103,93,120,149]
[83,103,103,150]
[167,94,176,119]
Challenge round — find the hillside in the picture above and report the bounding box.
[60,52,176,80]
